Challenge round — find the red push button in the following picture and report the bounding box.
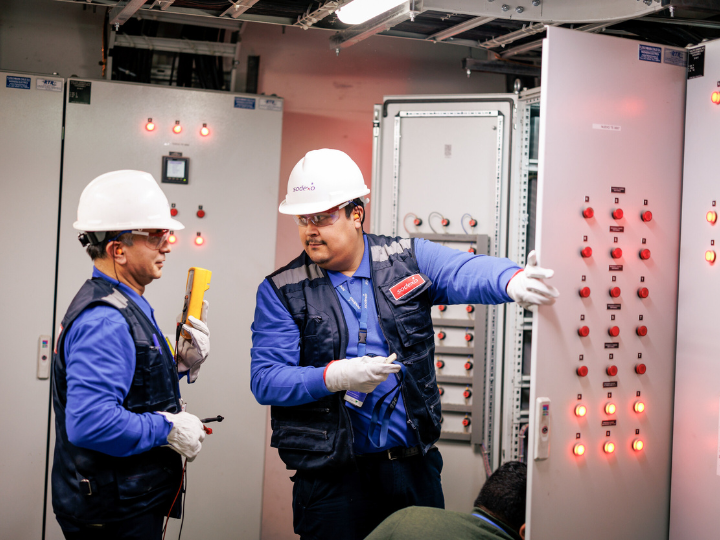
[635,364,647,374]
[463,388,472,399]
[637,287,649,298]
[607,365,618,376]
[438,387,444,396]
[577,366,589,377]
[170,208,178,217]
[462,416,471,427]
[610,287,621,298]
[464,361,473,370]
[437,331,446,341]
[413,217,422,226]
[438,305,447,312]
[579,287,591,298]
[578,326,590,337]
[612,208,624,220]
[640,249,651,260]
[435,360,445,369]
[466,305,474,313]
[468,218,477,227]
[636,326,648,336]
[611,248,623,259]
[642,211,653,223]
[583,207,594,219]
[197,208,206,218]
[465,333,473,342]
[581,247,593,258]
[608,326,620,337]
[441,218,450,227]
[468,247,477,254]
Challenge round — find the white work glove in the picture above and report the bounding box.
[506,250,560,312]
[176,300,210,383]
[324,356,401,393]
[157,411,206,462]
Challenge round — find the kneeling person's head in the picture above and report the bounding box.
[474,461,527,537]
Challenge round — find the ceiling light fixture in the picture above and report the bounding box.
[336,0,406,25]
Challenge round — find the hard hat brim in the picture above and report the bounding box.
[73,216,185,232]
[278,188,370,216]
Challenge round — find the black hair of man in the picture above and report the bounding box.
[85,231,134,261]
[473,461,527,533]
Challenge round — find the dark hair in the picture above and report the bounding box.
[85,231,134,261]
[473,461,527,532]
[344,198,365,224]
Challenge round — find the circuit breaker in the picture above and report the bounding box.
[527,28,686,540]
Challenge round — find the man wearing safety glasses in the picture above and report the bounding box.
[250,149,559,540]
[51,170,210,539]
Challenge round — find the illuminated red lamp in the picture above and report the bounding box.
[634,401,646,413]
[173,121,182,134]
[168,233,177,245]
[632,439,644,452]
[706,250,716,263]
[604,441,616,454]
[707,211,717,224]
[574,404,587,417]
[195,232,204,246]
[712,91,720,104]
[573,443,586,456]
[605,403,616,415]
[145,118,156,131]
[200,123,210,137]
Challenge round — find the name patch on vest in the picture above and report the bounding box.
[389,274,425,300]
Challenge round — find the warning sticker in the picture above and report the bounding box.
[37,79,63,92]
[688,46,705,80]
[259,97,283,112]
[6,76,31,89]
[234,97,256,110]
[69,80,91,104]
[639,44,662,63]
[664,48,687,68]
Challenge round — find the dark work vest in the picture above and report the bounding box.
[52,278,183,524]
[267,234,441,472]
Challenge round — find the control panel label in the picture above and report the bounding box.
[611,187,626,193]
[602,420,617,426]
[603,382,618,388]
[604,343,619,349]
[6,76,30,89]
[609,265,623,271]
[36,78,62,92]
[609,226,624,233]
[234,97,256,109]
[638,44,662,63]
[69,80,91,104]
[607,304,621,310]
[664,48,687,68]
[688,46,705,79]
[259,97,283,112]
[593,124,621,132]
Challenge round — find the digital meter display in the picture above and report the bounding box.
[162,155,189,185]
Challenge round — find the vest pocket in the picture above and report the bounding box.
[396,308,434,348]
[271,425,333,452]
[126,345,176,413]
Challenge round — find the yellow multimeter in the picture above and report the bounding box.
[179,267,212,339]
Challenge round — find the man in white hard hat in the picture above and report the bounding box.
[250,149,558,540]
[51,170,211,539]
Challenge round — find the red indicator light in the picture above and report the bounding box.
[463,388,472,399]
[611,248,623,259]
[465,333,473,342]
[413,218,422,226]
[170,208,178,217]
[573,443,586,456]
[579,287,591,298]
[438,305,447,312]
[634,401,645,413]
[437,331,446,341]
[195,233,204,246]
[707,211,717,224]
[200,124,210,136]
[173,121,182,134]
[640,249,651,260]
[575,404,587,417]
[637,326,648,336]
[438,387,444,396]
[582,207,594,219]
[604,441,616,454]
[578,326,590,337]
[607,365,618,376]
[464,361,473,370]
[713,91,720,104]
[706,250,716,263]
[642,210,653,222]
[577,366,589,377]
[462,416,471,427]
[632,439,644,451]
[466,305,474,313]
[581,247,593,258]
[145,119,155,131]
[468,247,476,254]
[605,403,616,415]
[608,326,620,337]
[612,208,624,220]
[638,287,649,298]
[441,218,450,227]
[468,219,477,227]
[168,233,177,244]
[635,363,647,374]
[197,209,206,218]
[435,360,445,369]
[610,287,621,298]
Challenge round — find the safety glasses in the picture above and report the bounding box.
[131,229,171,250]
[293,201,355,228]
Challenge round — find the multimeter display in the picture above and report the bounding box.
[162,155,189,184]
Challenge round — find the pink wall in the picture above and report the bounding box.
[237,23,506,540]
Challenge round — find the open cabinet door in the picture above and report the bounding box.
[527,27,686,540]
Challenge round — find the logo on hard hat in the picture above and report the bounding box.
[389,274,425,301]
[293,183,316,192]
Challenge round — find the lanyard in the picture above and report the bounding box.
[367,370,403,448]
[336,278,370,357]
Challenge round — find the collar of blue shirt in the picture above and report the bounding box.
[325,234,371,288]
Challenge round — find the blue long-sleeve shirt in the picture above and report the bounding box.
[63,267,174,457]
[250,236,521,453]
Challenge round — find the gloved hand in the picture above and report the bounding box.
[176,300,210,383]
[156,411,206,462]
[506,250,560,312]
[324,356,401,393]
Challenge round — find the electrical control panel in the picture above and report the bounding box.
[669,39,720,539]
[527,28,686,540]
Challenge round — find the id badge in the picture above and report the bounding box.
[345,390,367,408]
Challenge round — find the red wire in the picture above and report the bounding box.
[163,458,187,540]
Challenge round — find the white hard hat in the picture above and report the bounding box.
[73,170,184,232]
[279,149,370,215]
